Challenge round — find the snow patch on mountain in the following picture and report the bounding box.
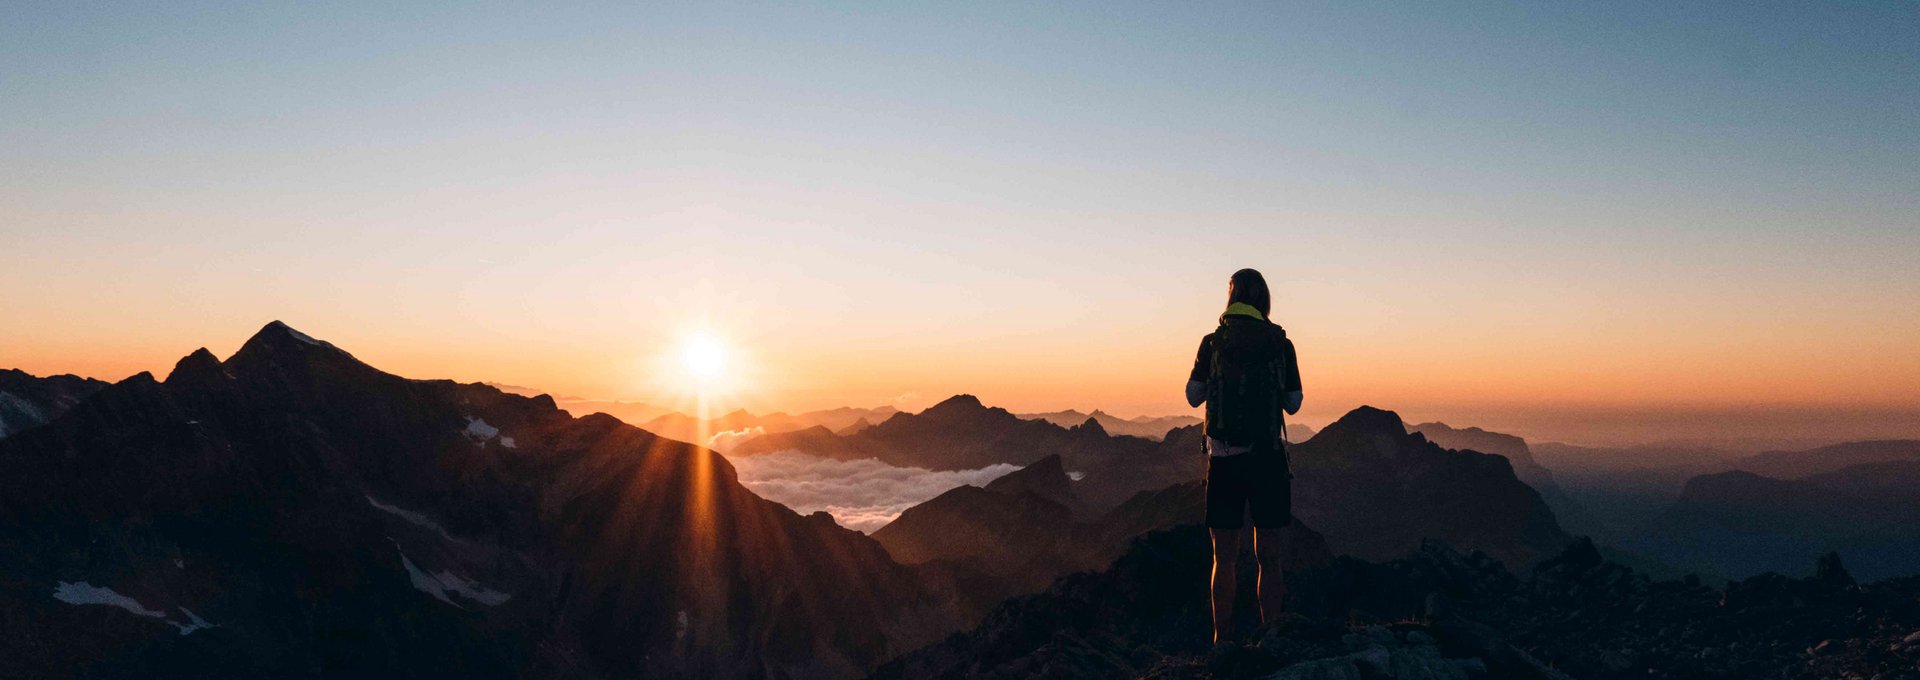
[463,416,500,442]
[0,391,48,439]
[52,581,168,619]
[394,546,510,608]
[170,607,217,635]
[367,495,463,544]
[51,581,217,635]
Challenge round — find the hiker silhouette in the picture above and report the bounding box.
[1185,268,1303,645]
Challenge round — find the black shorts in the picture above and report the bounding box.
[1205,450,1292,529]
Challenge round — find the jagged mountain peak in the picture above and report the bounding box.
[924,393,986,413]
[905,394,1020,428]
[237,320,352,357]
[1316,405,1408,440]
[1072,416,1106,436]
[164,347,225,385]
[225,320,372,378]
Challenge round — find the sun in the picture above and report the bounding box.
[680,332,728,382]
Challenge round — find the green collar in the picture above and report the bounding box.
[1223,302,1265,321]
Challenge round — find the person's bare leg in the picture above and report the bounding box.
[1210,528,1240,643]
[1254,526,1289,622]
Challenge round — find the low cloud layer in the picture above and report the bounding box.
[724,450,1021,533]
[706,426,765,453]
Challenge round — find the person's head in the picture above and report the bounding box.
[1226,268,1271,318]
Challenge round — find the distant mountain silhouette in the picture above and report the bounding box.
[0,322,954,679]
[1016,409,1316,443]
[734,395,1185,512]
[1293,407,1571,567]
[836,417,875,436]
[744,400,1569,568]
[1410,421,1611,541]
[1732,440,1920,479]
[479,384,682,427]
[1627,459,1920,581]
[642,405,900,449]
[0,368,106,439]
[1015,409,1199,440]
[1532,440,1736,473]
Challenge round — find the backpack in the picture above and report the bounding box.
[1204,319,1287,451]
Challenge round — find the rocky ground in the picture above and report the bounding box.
[873,528,1920,679]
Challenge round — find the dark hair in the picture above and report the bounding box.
[1227,268,1271,318]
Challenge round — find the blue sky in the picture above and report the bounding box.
[2,2,1916,439]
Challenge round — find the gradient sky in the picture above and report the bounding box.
[3,2,1917,444]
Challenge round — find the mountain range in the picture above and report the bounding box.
[0,323,954,679]
[1427,426,1920,582]
[870,454,1332,623]
[641,405,901,450]
[733,395,1186,513]
[1629,454,1920,581]
[10,322,1920,677]
[1013,409,1200,441]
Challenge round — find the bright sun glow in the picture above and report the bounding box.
[681,333,728,382]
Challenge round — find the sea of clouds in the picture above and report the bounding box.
[723,450,1022,533]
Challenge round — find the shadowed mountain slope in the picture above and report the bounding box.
[874,454,1332,627]
[0,322,954,679]
[1292,407,1571,567]
[1410,421,1611,541]
[0,369,107,440]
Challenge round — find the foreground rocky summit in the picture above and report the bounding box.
[876,526,1920,679]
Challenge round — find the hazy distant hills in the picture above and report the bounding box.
[1014,408,1315,443]
[0,368,106,440]
[641,405,900,449]
[481,382,899,452]
[0,323,954,679]
[482,383,682,426]
[1627,444,1920,581]
[1732,440,1920,479]
[1014,409,1199,441]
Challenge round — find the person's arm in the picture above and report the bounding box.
[1281,338,1303,415]
[1185,336,1211,408]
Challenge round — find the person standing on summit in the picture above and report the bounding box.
[1185,268,1303,645]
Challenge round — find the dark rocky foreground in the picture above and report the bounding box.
[874,529,1920,679]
